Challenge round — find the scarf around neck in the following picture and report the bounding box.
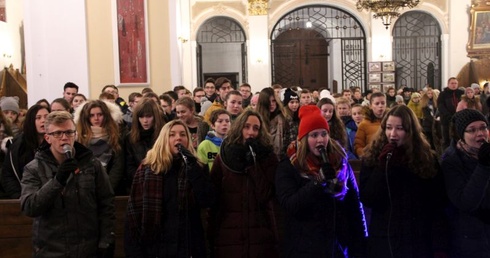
[457,139,479,160]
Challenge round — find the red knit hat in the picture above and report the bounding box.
[297,105,329,140]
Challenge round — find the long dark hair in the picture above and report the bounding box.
[317,98,348,148]
[362,105,436,178]
[23,104,50,149]
[222,109,272,148]
[129,98,165,144]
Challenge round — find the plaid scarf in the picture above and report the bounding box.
[457,139,479,160]
[126,164,163,241]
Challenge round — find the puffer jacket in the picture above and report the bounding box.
[20,142,115,258]
[442,142,490,257]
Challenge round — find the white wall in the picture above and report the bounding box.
[447,0,471,85]
[23,0,89,106]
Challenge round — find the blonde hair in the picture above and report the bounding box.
[143,120,197,174]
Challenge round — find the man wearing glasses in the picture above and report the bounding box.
[239,83,253,108]
[20,111,115,257]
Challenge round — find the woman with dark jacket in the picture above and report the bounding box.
[360,105,448,258]
[1,104,49,199]
[276,105,367,257]
[209,109,279,258]
[124,98,165,186]
[125,120,214,257]
[441,109,490,257]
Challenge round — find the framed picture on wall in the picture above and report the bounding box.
[368,62,382,72]
[383,83,395,92]
[382,73,395,83]
[369,84,381,90]
[467,1,490,58]
[369,73,381,83]
[112,0,150,86]
[382,61,395,72]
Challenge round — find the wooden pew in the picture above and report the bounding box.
[0,196,129,258]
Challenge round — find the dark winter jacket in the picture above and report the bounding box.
[360,154,448,258]
[1,133,47,199]
[442,142,490,257]
[209,142,279,258]
[124,128,155,185]
[20,142,115,258]
[124,158,214,258]
[437,87,463,125]
[275,158,367,257]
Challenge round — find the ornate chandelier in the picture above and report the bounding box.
[356,0,420,29]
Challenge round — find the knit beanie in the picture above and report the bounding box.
[471,83,480,91]
[0,96,20,114]
[452,109,488,140]
[283,88,299,106]
[297,105,329,140]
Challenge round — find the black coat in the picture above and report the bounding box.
[124,129,155,186]
[275,158,367,258]
[442,142,490,257]
[360,158,448,258]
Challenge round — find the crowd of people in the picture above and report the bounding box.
[1,77,490,257]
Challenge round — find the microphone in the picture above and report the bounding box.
[62,144,72,159]
[317,146,328,164]
[176,143,187,164]
[386,141,397,160]
[245,138,256,164]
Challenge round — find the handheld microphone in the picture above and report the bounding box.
[386,141,397,160]
[317,146,328,164]
[62,144,72,159]
[176,143,187,164]
[245,138,256,164]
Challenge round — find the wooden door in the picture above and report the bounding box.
[273,29,329,90]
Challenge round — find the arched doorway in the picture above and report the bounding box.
[393,11,442,90]
[196,17,247,88]
[271,6,366,92]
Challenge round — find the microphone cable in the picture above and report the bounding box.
[385,153,394,258]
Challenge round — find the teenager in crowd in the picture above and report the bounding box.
[197,109,231,170]
[354,92,387,157]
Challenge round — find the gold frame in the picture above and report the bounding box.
[467,1,490,58]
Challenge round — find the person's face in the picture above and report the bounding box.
[212,114,231,138]
[51,102,67,112]
[177,89,187,99]
[354,91,362,99]
[448,79,458,90]
[239,86,252,99]
[193,90,205,103]
[169,124,189,156]
[89,107,104,127]
[474,87,481,95]
[104,87,118,98]
[204,82,216,96]
[250,96,258,110]
[370,96,386,118]
[63,88,77,102]
[320,103,334,122]
[139,115,154,130]
[466,89,475,99]
[385,115,407,147]
[131,96,142,109]
[160,100,172,114]
[343,91,352,100]
[72,96,85,109]
[225,94,243,116]
[288,99,300,112]
[35,108,49,134]
[412,97,420,103]
[269,96,277,113]
[336,103,350,117]
[274,88,281,97]
[403,91,411,97]
[176,105,194,124]
[3,110,18,123]
[351,107,363,124]
[463,121,489,149]
[388,89,395,97]
[312,90,319,99]
[242,115,260,142]
[300,93,312,106]
[426,90,433,99]
[44,120,76,159]
[307,128,329,157]
[219,82,232,100]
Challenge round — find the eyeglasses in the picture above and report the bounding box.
[464,126,489,134]
[47,130,76,138]
[195,95,205,98]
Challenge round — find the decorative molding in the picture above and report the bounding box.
[213,2,228,13]
[249,0,268,15]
